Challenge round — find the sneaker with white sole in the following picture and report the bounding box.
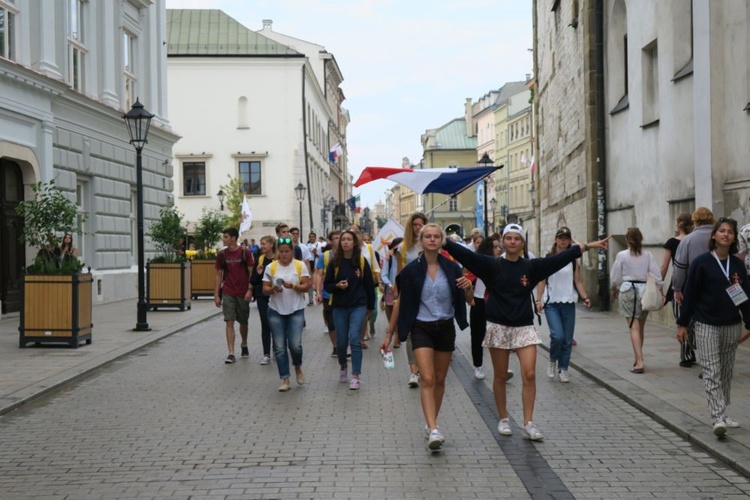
[723,416,740,428]
[408,373,420,388]
[427,429,445,451]
[474,366,485,380]
[547,361,556,379]
[506,369,514,382]
[713,421,727,437]
[348,378,360,390]
[497,418,512,436]
[522,422,544,441]
[260,356,270,365]
[225,354,236,364]
[240,346,249,358]
[558,369,570,383]
[339,368,348,383]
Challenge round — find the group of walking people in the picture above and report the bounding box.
[611,208,750,439]
[214,204,750,450]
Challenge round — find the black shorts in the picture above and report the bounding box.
[411,319,456,352]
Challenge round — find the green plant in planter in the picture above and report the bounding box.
[16,181,86,274]
[148,206,187,263]
[192,208,227,259]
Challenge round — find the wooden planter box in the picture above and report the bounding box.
[190,259,216,299]
[147,261,191,311]
[19,273,93,348]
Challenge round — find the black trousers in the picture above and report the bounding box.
[469,298,486,367]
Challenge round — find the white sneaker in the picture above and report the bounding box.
[558,369,570,383]
[427,429,445,451]
[260,356,270,365]
[474,366,485,380]
[408,373,420,388]
[522,421,544,441]
[506,369,514,382]
[723,416,740,428]
[497,418,512,436]
[547,361,557,379]
[713,421,727,437]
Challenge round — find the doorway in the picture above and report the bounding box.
[0,159,25,314]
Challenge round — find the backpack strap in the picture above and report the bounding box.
[270,259,303,280]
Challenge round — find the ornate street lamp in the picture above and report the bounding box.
[123,98,154,332]
[489,197,498,234]
[477,152,493,236]
[217,189,225,211]
[294,182,307,235]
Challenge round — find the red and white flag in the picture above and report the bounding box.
[529,155,536,174]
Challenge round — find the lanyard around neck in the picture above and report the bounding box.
[711,251,730,281]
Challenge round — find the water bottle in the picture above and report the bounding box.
[381,349,395,370]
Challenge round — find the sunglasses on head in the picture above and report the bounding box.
[718,217,737,225]
[278,237,292,244]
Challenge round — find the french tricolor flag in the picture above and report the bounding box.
[329,143,343,163]
[354,166,500,196]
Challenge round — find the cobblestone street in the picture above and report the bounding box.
[1,304,749,499]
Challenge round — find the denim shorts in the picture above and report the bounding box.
[222,294,250,325]
[411,319,456,352]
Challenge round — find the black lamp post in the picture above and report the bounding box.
[123,98,154,332]
[489,197,497,234]
[477,152,493,236]
[217,189,225,211]
[294,182,307,235]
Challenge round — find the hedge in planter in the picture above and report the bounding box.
[147,206,191,311]
[190,208,227,299]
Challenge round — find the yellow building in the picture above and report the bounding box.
[420,119,478,237]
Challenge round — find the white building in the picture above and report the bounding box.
[0,0,177,313]
[166,11,349,242]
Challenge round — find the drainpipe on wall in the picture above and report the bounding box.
[594,0,610,310]
[301,65,314,232]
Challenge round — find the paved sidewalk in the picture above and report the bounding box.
[0,298,221,416]
[1,298,749,478]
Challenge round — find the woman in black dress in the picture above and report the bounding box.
[661,213,694,366]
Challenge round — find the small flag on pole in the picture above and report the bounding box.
[329,143,343,163]
[346,194,361,214]
[529,155,536,174]
[240,196,252,233]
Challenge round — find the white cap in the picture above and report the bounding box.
[502,223,525,240]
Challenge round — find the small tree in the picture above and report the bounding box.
[219,175,245,229]
[193,208,227,259]
[148,206,187,263]
[16,181,85,274]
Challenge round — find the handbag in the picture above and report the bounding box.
[641,274,665,311]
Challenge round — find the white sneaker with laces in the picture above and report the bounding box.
[408,373,420,388]
[474,366,485,380]
[260,356,270,365]
[497,418,512,436]
[427,429,445,451]
[713,420,727,437]
[558,369,570,383]
[547,361,556,379]
[723,416,740,428]
[522,421,544,441]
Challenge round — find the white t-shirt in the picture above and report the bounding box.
[262,260,310,315]
[543,262,578,304]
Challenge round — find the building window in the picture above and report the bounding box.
[68,0,87,92]
[0,1,18,61]
[123,31,136,110]
[449,197,458,211]
[183,162,206,196]
[239,161,262,195]
[641,39,659,125]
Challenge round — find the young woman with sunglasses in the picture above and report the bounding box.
[262,237,311,392]
[443,223,609,441]
[323,230,376,390]
[676,218,750,437]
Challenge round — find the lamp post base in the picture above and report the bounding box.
[134,322,151,332]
